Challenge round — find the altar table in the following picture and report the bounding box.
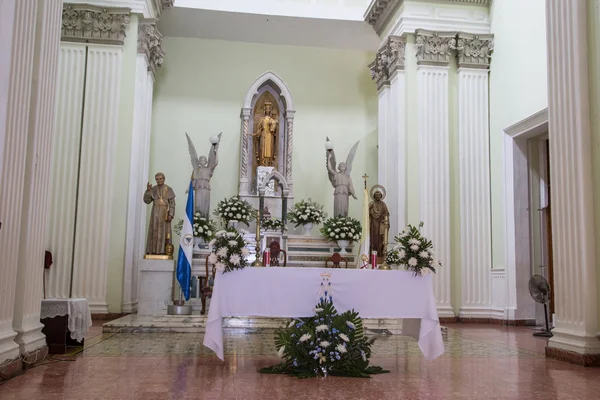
[40,298,92,354]
[203,267,444,361]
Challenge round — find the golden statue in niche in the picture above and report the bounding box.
[251,98,279,167]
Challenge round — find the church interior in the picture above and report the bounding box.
[1,0,600,398]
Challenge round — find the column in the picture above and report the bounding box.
[369,36,406,237]
[285,110,295,195]
[455,33,494,318]
[415,30,455,317]
[46,4,130,313]
[545,0,600,362]
[12,0,63,355]
[0,0,37,363]
[123,20,162,313]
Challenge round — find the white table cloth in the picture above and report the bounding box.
[203,267,444,361]
[41,298,92,342]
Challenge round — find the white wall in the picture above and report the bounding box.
[489,0,548,271]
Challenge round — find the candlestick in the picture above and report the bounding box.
[252,209,264,267]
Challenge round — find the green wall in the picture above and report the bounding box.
[149,37,378,229]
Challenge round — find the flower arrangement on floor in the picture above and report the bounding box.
[387,222,440,275]
[320,216,362,243]
[214,195,255,226]
[172,213,216,241]
[208,228,250,273]
[258,299,388,378]
[288,199,327,227]
[261,216,286,232]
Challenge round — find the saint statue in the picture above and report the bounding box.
[251,102,278,167]
[369,185,390,257]
[186,132,222,217]
[325,138,359,217]
[144,172,176,255]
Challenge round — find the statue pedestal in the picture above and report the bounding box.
[255,166,275,195]
[138,259,175,316]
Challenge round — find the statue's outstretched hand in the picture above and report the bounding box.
[146,182,152,191]
[352,194,358,200]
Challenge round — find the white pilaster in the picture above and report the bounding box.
[12,0,63,354]
[545,0,600,355]
[46,44,86,300]
[0,0,37,363]
[415,29,455,318]
[391,69,406,232]
[70,45,123,313]
[123,20,161,313]
[377,85,389,189]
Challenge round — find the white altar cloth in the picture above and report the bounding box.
[40,298,92,342]
[203,267,444,361]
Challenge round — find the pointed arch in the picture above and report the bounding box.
[260,170,289,193]
[243,71,295,112]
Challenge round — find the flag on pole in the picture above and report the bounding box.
[177,179,194,301]
[357,184,370,268]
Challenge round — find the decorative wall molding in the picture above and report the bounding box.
[415,29,456,66]
[66,0,172,19]
[369,36,406,90]
[365,0,491,35]
[138,20,165,77]
[453,32,494,69]
[61,4,131,45]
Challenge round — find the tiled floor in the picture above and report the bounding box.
[1,323,599,400]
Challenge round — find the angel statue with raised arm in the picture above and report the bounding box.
[185,132,222,217]
[325,137,360,217]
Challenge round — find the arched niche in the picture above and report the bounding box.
[238,71,295,199]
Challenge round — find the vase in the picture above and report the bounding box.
[337,240,349,255]
[302,223,313,236]
[193,237,205,252]
[228,220,239,231]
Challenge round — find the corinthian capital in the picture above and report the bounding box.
[369,36,406,90]
[61,4,130,45]
[138,20,165,76]
[415,30,457,66]
[453,32,494,69]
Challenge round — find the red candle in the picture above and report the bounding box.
[371,251,378,269]
[264,249,271,267]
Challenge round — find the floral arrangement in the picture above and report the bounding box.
[262,216,286,232]
[208,228,250,273]
[192,212,217,241]
[259,299,387,378]
[288,199,327,227]
[172,213,216,241]
[320,216,362,243]
[389,222,440,275]
[214,195,255,226]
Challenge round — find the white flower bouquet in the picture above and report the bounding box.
[390,222,440,275]
[208,228,250,273]
[320,216,362,243]
[288,199,327,227]
[262,216,285,232]
[214,195,255,226]
[192,212,217,241]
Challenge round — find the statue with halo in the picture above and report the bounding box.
[185,132,222,217]
[369,184,390,258]
[325,137,359,217]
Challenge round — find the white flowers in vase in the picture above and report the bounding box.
[387,222,440,275]
[320,216,362,243]
[288,199,327,227]
[208,228,250,273]
[214,195,256,227]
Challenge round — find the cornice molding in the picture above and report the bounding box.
[453,32,494,69]
[369,36,406,90]
[62,4,131,45]
[138,20,165,77]
[65,1,174,19]
[365,0,491,35]
[415,29,456,66]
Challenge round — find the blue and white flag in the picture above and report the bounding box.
[177,179,194,301]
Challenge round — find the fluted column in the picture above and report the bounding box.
[123,20,162,313]
[0,0,37,363]
[456,33,494,318]
[12,0,63,355]
[545,0,600,360]
[415,30,455,317]
[369,36,406,237]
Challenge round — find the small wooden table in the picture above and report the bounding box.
[40,298,91,354]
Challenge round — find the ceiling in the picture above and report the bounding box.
[157,6,381,52]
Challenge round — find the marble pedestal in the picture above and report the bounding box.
[138,259,174,316]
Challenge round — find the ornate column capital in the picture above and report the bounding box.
[369,36,406,90]
[161,0,175,9]
[61,4,131,45]
[415,29,457,66]
[453,32,494,69]
[138,20,165,77]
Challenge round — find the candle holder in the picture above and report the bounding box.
[251,209,264,267]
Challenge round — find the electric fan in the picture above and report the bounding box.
[529,274,553,337]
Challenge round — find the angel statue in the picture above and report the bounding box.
[185,132,222,217]
[325,137,360,217]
